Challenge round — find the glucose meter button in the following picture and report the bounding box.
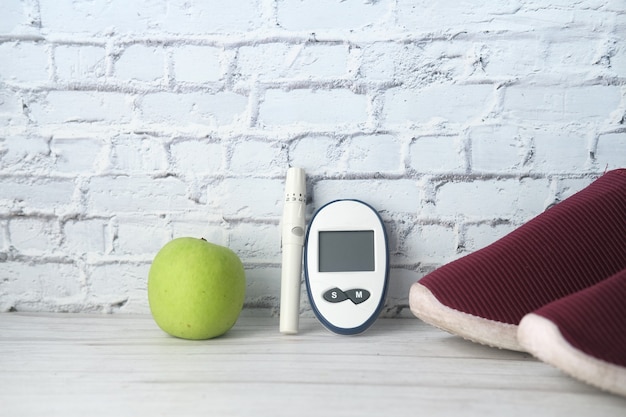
[291,226,304,237]
[345,289,370,305]
[323,288,348,303]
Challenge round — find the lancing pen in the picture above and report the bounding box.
[279,167,306,334]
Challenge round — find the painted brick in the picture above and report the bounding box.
[160,0,264,34]
[277,43,351,79]
[63,218,109,254]
[0,0,24,33]
[596,132,626,170]
[114,44,165,82]
[288,136,343,176]
[8,217,60,255]
[208,178,283,218]
[87,176,196,214]
[55,45,107,81]
[0,261,82,311]
[555,177,598,202]
[276,0,393,31]
[543,40,602,75]
[229,140,285,176]
[289,134,404,175]
[396,0,524,33]
[503,85,622,123]
[0,220,7,250]
[173,45,221,83]
[0,90,28,125]
[40,0,264,36]
[435,178,550,220]
[140,91,248,126]
[532,128,590,173]
[313,179,422,215]
[385,268,421,305]
[244,266,281,309]
[258,88,368,126]
[0,41,49,83]
[237,43,349,80]
[401,223,458,265]
[344,134,403,174]
[0,177,76,214]
[236,43,292,81]
[480,39,546,79]
[170,139,223,175]
[228,222,281,262]
[169,216,226,243]
[398,1,614,35]
[559,86,622,122]
[29,91,133,124]
[0,136,51,174]
[114,215,170,256]
[463,222,517,253]
[358,42,398,81]
[516,6,613,32]
[87,262,150,313]
[362,41,467,86]
[409,135,466,174]
[110,135,168,173]
[360,41,463,83]
[384,84,494,125]
[50,137,104,174]
[470,125,528,173]
[610,38,626,75]
[38,0,167,34]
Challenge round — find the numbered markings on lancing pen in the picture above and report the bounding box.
[323,288,371,304]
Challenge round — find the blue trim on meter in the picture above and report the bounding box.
[304,199,389,335]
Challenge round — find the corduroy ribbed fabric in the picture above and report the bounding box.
[518,269,626,397]
[410,169,626,349]
[524,268,626,367]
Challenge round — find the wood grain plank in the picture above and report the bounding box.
[1,314,624,417]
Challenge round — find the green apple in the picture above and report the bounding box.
[148,237,246,340]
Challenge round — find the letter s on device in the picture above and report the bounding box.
[304,199,389,335]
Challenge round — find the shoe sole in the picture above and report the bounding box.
[518,313,626,397]
[410,282,522,351]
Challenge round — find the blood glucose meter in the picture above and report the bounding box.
[304,199,389,335]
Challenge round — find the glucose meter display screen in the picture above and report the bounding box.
[318,230,375,272]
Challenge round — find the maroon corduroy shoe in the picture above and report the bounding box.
[409,169,626,351]
[518,269,626,397]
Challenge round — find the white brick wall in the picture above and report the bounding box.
[1,1,624,316]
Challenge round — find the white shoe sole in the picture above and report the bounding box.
[409,282,522,351]
[518,313,626,397]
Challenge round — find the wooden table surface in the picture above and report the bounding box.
[1,313,624,416]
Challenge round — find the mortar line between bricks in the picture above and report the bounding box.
[10,25,603,47]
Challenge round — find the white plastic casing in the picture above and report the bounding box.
[279,167,307,335]
[304,199,389,335]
